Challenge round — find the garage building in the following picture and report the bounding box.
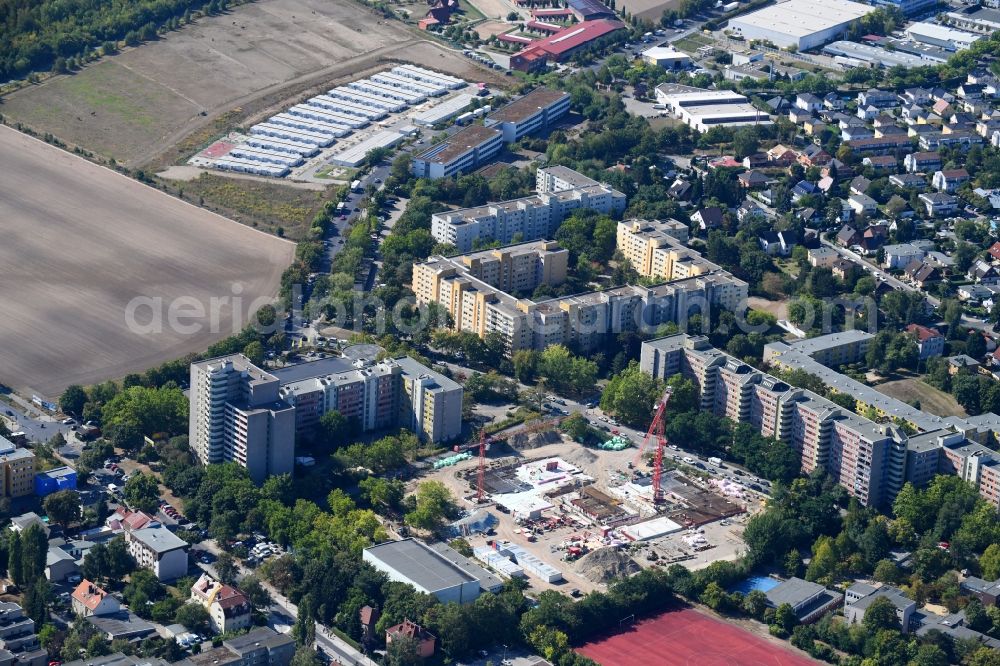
[728,0,872,51]
[655,84,772,133]
[642,46,693,69]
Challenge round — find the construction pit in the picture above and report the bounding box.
[427,431,757,596]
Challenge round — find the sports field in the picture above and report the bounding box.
[577,606,818,666]
[0,126,295,397]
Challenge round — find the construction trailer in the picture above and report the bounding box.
[326,87,406,113]
[269,114,350,137]
[228,147,304,167]
[213,157,290,177]
[245,137,320,157]
[249,123,335,147]
[393,64,465,89]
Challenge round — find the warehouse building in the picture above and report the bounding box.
[392,64,466,90]
[824,41,927,69]
[411,124,503,179]
[566,0,617,21]
[328,130,407,168]
[904,22,982,52]
[485,88,570,143]
[642,45,693,70]
[655,84,771,133]
[363,539,499,604]
[728,0,872,51]
[946,6,1000,35]
[869,0,937,14]
[411,94,476,127]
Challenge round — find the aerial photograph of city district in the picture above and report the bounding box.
[2,0,1000,663]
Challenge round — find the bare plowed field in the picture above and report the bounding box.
[0,126,294,397]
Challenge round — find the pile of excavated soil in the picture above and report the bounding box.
[575,547,641,584]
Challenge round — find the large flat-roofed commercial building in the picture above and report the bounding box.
[654,84,771,133]
[363,538,499,604]
[413,235,747,355]
[431,166,625,252]
[485,88,570,143]
[823,41,928,69]
[904,22,982,52]
[946,7,1000,35]
[728,0,872,51]
[188,355,295,484]
[411,124,503,180]
[869,0,937,15]
[275,355,462,444]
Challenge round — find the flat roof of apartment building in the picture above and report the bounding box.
[538,164,598,188]
[456,239,564,262]
[766,345,947,431]
[192,354,278,384]
[391,357,461,392]
[130,527,188,554]
[272,357,357,384]
[436,182,620,225]
[784,329,873,355]
[414,125,501,165]
[487,88,568,124]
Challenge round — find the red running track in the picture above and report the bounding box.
[576,606,817,666]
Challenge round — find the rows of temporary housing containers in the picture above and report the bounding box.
[213,65,465,178]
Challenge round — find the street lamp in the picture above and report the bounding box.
[502,644,508,664]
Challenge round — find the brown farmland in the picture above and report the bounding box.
[0,126,294,397]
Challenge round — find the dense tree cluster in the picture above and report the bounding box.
[0,0,227,80]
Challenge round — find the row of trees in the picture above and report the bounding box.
[0,0,230,81]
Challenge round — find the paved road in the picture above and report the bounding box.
[435,358,771,497]
[819,238,995,333]
[0,393,76,443]
[819,238,927,301]
[196,540,377,666]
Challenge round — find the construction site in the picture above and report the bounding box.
[431,393,758,594]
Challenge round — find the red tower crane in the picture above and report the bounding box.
[476,429,488,503]
[634,388,673,504]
